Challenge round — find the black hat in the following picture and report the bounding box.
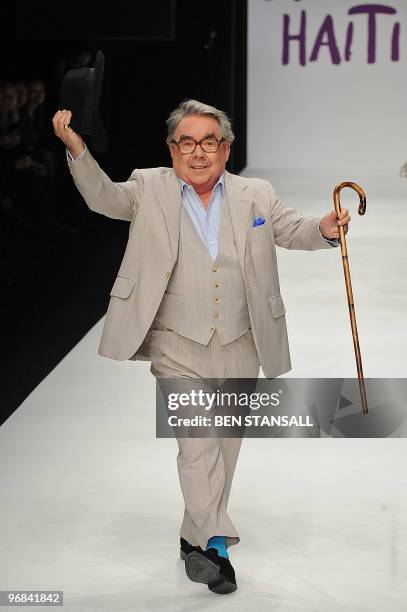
[60,50,108,152]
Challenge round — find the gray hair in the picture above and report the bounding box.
[166,99,235,145]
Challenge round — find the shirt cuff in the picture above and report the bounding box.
[66,144,87,163]
[318,222,339,247]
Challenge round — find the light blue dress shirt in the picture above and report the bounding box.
[67,146,338,249]
[178,174,224,261]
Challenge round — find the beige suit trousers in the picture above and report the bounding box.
[150,323,260,550]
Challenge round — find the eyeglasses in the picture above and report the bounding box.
[172,136,225,154]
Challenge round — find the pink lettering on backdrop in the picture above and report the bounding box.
[281,4,401,65]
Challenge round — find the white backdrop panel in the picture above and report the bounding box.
[248,0,407,177]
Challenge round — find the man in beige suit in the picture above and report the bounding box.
[52,99,350,595]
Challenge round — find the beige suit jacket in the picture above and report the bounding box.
[67,148,335,378]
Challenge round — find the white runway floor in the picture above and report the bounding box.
[1,174,406,611]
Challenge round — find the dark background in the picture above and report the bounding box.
[0,0,247,424]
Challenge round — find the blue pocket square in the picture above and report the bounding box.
[252,217,265,227]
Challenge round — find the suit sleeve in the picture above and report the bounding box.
[266,181,337,251]
[66,147,143,221]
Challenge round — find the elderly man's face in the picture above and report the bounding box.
[169,115,230,191]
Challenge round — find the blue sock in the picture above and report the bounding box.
[206,535,229,558]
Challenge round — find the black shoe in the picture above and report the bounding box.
[185,547,237,594]
[179,537,203,560]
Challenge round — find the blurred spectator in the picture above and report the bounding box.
[15,81,28,109]
[0,81,23,225]
[13,78,58,232]
[0,81,21,151]
[0,81,22,287]
[0,78,58,239]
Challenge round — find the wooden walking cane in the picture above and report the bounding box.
[333,182,368,414]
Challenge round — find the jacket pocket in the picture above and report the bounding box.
[110,275,136,298]
[268,293,286,318]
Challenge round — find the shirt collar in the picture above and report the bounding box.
[178,172,224,194]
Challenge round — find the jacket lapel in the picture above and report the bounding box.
[158,169,182,262]
[224,170,252,279]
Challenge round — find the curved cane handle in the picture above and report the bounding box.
[333,181,366,217]
[333,181,366,255]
